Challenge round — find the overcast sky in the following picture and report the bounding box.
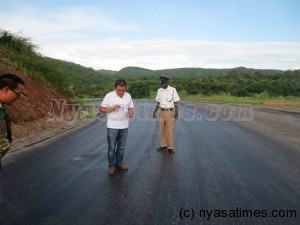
[0,0,299,71]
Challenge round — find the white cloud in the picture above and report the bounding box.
[0,3,299,71]
[37,38,300,71]
[0,4,137,40]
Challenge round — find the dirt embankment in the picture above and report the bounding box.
[262,101,300,111]
[1,69,71,144]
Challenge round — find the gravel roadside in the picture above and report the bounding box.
[10,118,96,152]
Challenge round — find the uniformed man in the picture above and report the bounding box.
[153,76,180,153]
[0,73,25,160]
[0,73,25,201]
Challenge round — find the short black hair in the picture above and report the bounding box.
[0,73,25,90]
[115,79,127,88]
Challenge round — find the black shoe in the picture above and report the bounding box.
[157,147,167,151]
[168,148,175,153]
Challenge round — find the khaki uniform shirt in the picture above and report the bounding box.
[155,85,180,109]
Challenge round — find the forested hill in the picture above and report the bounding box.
[0,29,116,98]
[114,66,283,77]
[42,57,114,97]
[97,69,117,76]
[114,66,153,76]
[1,29,299,100]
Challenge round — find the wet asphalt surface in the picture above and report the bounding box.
[0,101,299,225]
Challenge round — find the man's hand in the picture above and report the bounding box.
[153,103,159,119]
[128,108,134,118]
[99,104,121,113]
[174,112,178,121]
[174,103,179,121]
[112,104,121,111]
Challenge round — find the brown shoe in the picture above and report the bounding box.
[108,166,116,175]
[168,148,175,153]
[157,147,167,151]
[117,163,128,171]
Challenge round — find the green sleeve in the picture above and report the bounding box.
[0,108,11,158]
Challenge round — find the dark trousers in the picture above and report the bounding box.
[107,128,128,168]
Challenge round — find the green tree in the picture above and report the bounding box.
[129,82,150,98]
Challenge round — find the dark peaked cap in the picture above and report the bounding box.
[159,76,170,83]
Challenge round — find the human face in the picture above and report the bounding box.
[161,81,168,89]
[0,84,25,105]
[10,88,24,98]
[115,85,126,98]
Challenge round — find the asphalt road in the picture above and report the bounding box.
[1,101,299,225]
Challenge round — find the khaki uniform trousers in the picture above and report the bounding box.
[159,109,174,149]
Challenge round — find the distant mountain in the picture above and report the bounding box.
[113,66,284,77]
[114,66,153,77]
[231,67,282,74]
[153,68,227,77]
[97,69,117,75]
[2,29,298,103]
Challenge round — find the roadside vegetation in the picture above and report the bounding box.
[178,92,300,105]
[1,29,299,110]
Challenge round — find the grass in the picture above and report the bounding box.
[151,90,300,106]
[71,91,300,113]
[178,91,300,111]
[182,94,265,105]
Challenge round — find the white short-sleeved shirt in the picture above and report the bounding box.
[101,91,134,129]
[155,85,180,109]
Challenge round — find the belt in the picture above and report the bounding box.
[160,108,173,111]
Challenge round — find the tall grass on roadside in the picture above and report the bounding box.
[0,30,38,54]
[0,29,68,93]
[178,90,300,105]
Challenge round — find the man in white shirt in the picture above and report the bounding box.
[100,79,134,175]
[152,76,180,153]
